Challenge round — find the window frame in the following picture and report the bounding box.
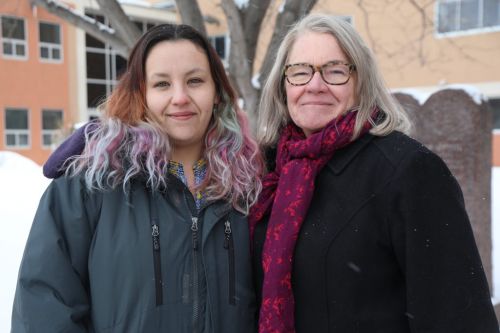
[83,11,164,116]
[4,108,30,149]
[0,15,28,60]
[436,0,500,37]
[38,21,63,63]
[208,34,229,61]
[41,109,64,149]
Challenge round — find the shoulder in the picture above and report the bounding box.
[369,132,459,195]
[367,131,448,172]
[48,174,104,213]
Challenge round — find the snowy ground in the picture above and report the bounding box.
[0,151,499,331]
[0,152,50,331]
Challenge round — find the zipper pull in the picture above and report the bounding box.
[191,217,199,251]
[224,220,231,249]
[152,224,160,251]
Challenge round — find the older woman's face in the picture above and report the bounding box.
[285,32,357,137]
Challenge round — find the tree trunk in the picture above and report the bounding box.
[175,0,207,36]
[95,0,141,48]
[30,0,130,57]
[220,0,260,122]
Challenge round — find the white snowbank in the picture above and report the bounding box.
[0,152,50,332]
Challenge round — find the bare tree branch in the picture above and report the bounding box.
[243,0,272,65]
[30,0,130,57]
[258,0,318,87]
[356,0,378,53]
[95,0,141,49]
[174,0,207,36]
[220,0,259,115]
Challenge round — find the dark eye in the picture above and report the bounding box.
[153,81,169,88]
[291,70,310,78]
[324,65,348,76]
[288,65,311,78]
[188,77,204,85]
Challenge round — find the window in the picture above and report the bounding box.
[437,0,500,33]
[84,12,162,118]
[39,22,62,61]
[42,109,63,148]
[209,35,228,60]
[1,16,27,59]
[490,98,500,129]
[4,108,29,148]
[84,13,127,113]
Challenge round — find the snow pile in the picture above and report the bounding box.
[0,151,50,332]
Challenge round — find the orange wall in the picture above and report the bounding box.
[494,133,500,167]
[0,1,75,165]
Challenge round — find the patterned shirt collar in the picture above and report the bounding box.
[168,159,207,210]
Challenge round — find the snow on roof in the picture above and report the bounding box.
[118,0,174,9]
[444,84,487,105]
[392,88,430,106]
[392,84,488,106]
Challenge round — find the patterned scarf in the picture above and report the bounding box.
[249,108,374,333]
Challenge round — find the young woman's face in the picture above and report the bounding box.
[145,40,217,150]
[285,32,357,137]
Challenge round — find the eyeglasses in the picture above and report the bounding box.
[284,61,356,86]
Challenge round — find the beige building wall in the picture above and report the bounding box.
[311,1,500,92]
[199,0,500,165]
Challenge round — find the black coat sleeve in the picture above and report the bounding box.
[388,149,498,332]
[11,177,101,332]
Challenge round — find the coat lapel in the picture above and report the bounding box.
[315,133,380,249]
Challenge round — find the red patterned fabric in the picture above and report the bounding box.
[250,109,374,333]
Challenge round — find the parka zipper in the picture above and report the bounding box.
[191,216,200,333]
[223,219,236,305]
[148,191,163,306]
[151,224,163,306]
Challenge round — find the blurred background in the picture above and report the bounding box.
[1,0,499,331]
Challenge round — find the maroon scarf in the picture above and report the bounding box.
[249,109,374,333]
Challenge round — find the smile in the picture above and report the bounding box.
[301,102,332,106]
[167,112,196,120]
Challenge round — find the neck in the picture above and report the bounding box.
[171,143,204,190]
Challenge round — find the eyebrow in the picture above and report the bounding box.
[287,60,349,66]
[149,68,207,79]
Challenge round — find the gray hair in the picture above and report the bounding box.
[257,13,412,147]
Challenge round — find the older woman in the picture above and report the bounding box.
[12,24,262,332]
[251,14,498,333]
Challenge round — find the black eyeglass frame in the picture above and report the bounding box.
[284,61,356,86]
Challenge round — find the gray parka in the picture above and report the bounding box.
[12,174,256,332]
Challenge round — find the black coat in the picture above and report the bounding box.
[253,131,498,333]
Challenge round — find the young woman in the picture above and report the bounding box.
[12,24,262,333]
[251,14,498,333]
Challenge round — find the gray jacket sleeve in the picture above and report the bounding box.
[11,176,101,333]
